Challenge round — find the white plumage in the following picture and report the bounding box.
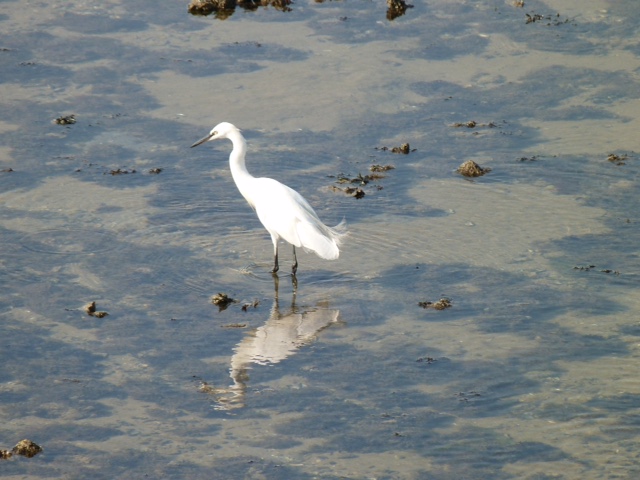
[191,122,346,274]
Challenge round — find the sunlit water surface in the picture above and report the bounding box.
[2,0,640,478]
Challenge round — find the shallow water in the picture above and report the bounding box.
[2,0,640,478]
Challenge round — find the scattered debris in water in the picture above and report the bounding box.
[228,41,262,48]
[375,143,414,154]
[456,391,481,402]
[452,120,498,129]
[370,164,395,172]
[456,160,491,177]
[416,356,438,364]
[525,11,573,25]
[0,439,43,460]
[335,172,382,185]
[418,298,452,310]
[513,0,524,7]
[241,299,260,311]
[84,301,109,318]
[386,0,413,21]
[573,265,620,275]
[330,185,365,198]
[330,145,399,198]
[212,292,236,310]
[54,114,76,125]
[574,265,596,271]
[345,187,365,199]
[525,12,545,23]
[72,159,145,176]
[607,153,629,166]
[454,120,477,128]
[221,323,248,328]
[1,167,14,173]
[106,168,137,175]
[148,167,163,174]
[329,171,385,199]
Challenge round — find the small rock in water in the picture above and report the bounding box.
[1,439,43,459]
[457,160,491,177]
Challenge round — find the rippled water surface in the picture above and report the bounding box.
[2,0,640,478]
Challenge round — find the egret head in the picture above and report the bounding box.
[191,122,240,148]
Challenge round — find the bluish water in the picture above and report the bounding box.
[2,0,640,478]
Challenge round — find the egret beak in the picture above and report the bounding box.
[191,133,214,148]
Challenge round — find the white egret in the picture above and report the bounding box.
[191,122,346,274]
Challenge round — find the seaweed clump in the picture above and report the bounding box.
[188,0,292,19]
[387,0,413,21]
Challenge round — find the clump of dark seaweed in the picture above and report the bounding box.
[54,114,76,125]
[212,292,236,311]
[386,0,413,21]
[607,153,629,166]
[188,0,292,19]
[418,298,452,310]
[375,143,414,154]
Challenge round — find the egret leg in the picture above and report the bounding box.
[273,272,280,300]
[292,246,298,275]
[271,240,279,273]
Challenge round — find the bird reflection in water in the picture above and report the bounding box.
[209,276,340,410]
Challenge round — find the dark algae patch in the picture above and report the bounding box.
[330,139,403,198]
[330,170,390,199]
[375,143,415,154]
[525,12,575,26]
[370,164,395,173]
[386,0,413,21]
[607,153,631,166]
[573,265,620,275]
[106,167,137,175]
[188,0,293,19]
[241,299,260,311]
[54,114,76,125]
[418,298,452,310]
[451,120,498,129]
